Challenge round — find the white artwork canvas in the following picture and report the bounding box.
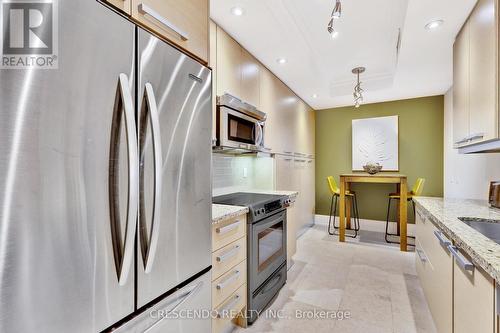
[352,115,399,171]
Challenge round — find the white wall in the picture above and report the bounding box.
[444,89,500,200]
[212,154,275,196]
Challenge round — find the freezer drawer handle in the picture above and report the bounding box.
[216,295,241,318]
[144,281,204,333]
[138,3,189,41]
[216,270,240,290]
[433,230,451,249]
[139,83,163,274]
[448,245,474,272]
[109,73,139,286]
[216,220,241,235]
[216,245,240,263]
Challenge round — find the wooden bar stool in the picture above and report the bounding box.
[326,176,360,238]
[385,178,425,244]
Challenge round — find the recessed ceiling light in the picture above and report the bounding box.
[312,94,318,98]
[425,19,444,31]
[231,6,244,16]
[277,58,287,64]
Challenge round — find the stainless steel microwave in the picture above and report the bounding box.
[489,181,500,209]
[215,94,267,152]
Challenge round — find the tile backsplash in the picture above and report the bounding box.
[212,154,275,196]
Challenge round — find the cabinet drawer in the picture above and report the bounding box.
[131,0,208,63]
[212,215,246,251]
[212,237,246,281]
[212,260,246,308]
[212,283,247,333]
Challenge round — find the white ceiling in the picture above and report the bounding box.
[210,0,478,110]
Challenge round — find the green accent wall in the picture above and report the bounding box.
[315,96,444,223]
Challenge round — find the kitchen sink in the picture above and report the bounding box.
[458,217,500,245]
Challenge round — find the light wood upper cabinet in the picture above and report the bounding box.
[453,0,499,147]
[131,0,208,63]
[216,27,242,98]
[469,0,498,143]
[453,21,470,146]
[209,20,217,142]
[103,0,131,15]
[240,49,261,108]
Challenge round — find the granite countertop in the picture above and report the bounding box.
[211,190,298,224]
[212,204,249,224]
[413,197,500,281]
[240,189,299,198]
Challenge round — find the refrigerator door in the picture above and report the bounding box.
[0,1,136,332]
[137,28,212,307]
[112,271,211,333]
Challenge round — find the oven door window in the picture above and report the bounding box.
[228,114,256,144]
[257,221,284,272]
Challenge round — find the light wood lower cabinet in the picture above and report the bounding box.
[286,203,297,270]
[131,0,208,63]
[211,213,247,333]
[415,206,497,333]
[415,210,453,333]
[453,248,495,333]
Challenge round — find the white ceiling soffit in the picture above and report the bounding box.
[210,0,478,110]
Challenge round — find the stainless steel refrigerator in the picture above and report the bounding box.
[0,1,212,332]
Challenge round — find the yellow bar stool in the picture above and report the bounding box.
[326,176,360,238]
[385,178,425,244]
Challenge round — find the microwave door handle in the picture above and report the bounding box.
[255,122,263,147]
[110,73,139,286]
[141,83,163,274]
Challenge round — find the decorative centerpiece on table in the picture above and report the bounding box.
[363,162,383,175]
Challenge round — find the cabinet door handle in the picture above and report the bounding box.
[138,3,189,41]
[216,220,241,235]
[433,230,451,248]
[416,248,427,263]
[216,245,240,263]
[416,210,426,222]
[216,270,240,290]
[216,294,241,318]
[448,245,474,272]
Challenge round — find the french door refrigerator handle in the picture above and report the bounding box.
[110,73,139,286]
[141,83,163,274]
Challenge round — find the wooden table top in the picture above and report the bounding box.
[340,173,407,178]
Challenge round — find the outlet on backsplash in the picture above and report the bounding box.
[212,154,275,196]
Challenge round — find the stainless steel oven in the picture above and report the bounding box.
[249,210,287,291]
[216,94,267,152]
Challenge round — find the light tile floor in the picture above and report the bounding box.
[235,224,437,333]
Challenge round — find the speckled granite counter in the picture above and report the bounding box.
[413,197,500,281]
[212,204,248,225]
[240,189,299,198]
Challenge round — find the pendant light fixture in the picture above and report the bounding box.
[327,0,341,38]
[352,67,365,108]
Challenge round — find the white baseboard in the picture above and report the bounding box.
[314,214,415,236]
